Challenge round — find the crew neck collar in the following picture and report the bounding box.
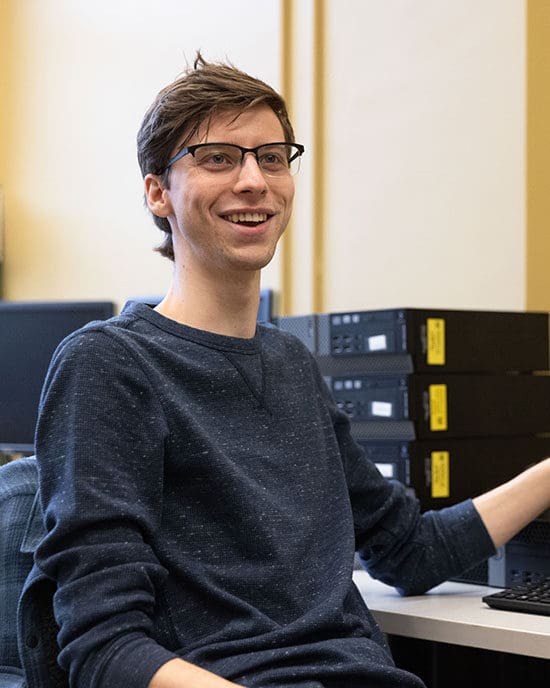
[123,300,262,354]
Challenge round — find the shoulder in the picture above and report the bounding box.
[38,315,157,406]
[48,306,148,367]
[258,322,316,360]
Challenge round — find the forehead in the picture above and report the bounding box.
[194,105,285,144]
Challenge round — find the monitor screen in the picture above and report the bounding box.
[0,301,115,452]
[257,288,276,323]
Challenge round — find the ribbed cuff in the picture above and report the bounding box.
[79,634,177,688]
[443,498,497,571]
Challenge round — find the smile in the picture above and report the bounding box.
[223,212,270,225]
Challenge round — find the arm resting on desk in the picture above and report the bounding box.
[473,456,550,548]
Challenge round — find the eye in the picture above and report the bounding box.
[259,147,288,171]
[209,153,230,165]
[194,146,239,170]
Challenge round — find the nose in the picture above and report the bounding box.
[233,152,268,193]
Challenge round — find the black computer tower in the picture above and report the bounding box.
[277,306,550,587]
[356,436,550,512]
[327,372,550,438]
[277,308,549,372]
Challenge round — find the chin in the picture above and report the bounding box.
[227,247,278,272]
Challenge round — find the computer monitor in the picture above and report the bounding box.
[0,301,115,453]
[257,288,277,323]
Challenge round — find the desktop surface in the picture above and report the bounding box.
[352,569,550,660]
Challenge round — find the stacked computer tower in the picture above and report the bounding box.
[277,307,550,586]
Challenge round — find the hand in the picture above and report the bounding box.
[149,658,242,688]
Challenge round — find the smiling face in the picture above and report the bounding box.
[146,105,295,284]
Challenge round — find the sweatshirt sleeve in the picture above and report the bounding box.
[35,328,177,688]
[315,364,496,596]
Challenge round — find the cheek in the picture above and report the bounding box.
[282,186,295,222]
[285,180,295,207]
[170,188,205,225]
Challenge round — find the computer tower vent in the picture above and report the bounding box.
[512,519,550,546]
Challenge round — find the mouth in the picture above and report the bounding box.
[222,212,272,227]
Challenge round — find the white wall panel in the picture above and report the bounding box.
[321,0,525,312]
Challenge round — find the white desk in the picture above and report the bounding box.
[353,570,550,660]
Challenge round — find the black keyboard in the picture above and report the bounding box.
[483,577,550,616]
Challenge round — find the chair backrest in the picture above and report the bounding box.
[0,457,39,671]
[0,457,68,688]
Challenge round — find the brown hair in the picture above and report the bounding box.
[137,52,295,260]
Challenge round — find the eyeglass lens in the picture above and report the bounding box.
[192,144,301,176]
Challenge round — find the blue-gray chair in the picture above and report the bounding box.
[0,457,67,687]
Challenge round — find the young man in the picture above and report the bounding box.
[35,55,550,688]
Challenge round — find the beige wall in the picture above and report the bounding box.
[286,0,527,314]
[526,0,550,311]
[0,0,12,280]
[0,0,282,311]
[1,1,548,316]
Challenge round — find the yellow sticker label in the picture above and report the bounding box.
[427,318,446,366]
[429,384,448,431]
[431,451,450,498]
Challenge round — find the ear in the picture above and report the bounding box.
[144,174,172,218]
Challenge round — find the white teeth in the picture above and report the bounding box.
[225,212,268,223]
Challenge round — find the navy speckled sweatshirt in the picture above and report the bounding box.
[35,301,495,688]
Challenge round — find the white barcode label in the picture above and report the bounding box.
[368,335,387,351]
[371,401,393,417]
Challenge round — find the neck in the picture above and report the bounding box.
[155,264,261,339]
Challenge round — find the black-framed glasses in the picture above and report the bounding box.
[163,142,304,177]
